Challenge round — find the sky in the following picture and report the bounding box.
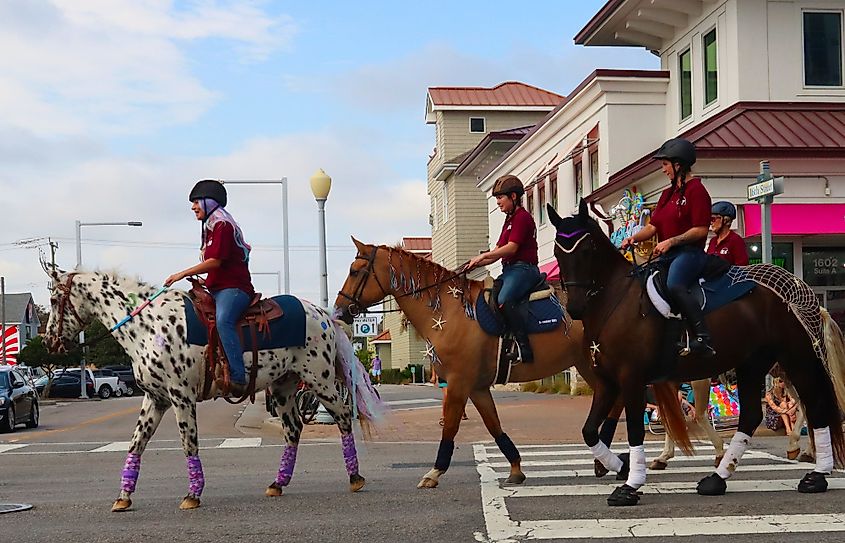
[0,0,657,308]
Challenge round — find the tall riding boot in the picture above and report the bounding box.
[673,290,716,357]
[502,302,534,363]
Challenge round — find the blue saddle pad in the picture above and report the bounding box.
[184,295,307,351]
[475,292,565,336]
[653,266,755,316]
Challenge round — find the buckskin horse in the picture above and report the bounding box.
[43,268,382,511]
[549,200,845,505]
[334,238,620,488]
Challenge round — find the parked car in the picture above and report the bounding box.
[0,366,39,432]
[55,368,120,399]
[35,373,95,399]
[94,370,134,397]
[101,365,140,393]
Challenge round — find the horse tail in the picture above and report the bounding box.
[821,308,845,466]
[331,320,387,437]
[653,382,694,456]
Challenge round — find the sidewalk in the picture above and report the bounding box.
[242,390,781,444]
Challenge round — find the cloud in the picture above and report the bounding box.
[0,0,296,137]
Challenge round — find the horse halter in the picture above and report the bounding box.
[50,273,84,351]
[336,246,390,317]
[554,228,603,299]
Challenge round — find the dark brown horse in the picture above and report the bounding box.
[334,238,606,488]
[548,200,845,506]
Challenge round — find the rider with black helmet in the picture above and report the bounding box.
[466,174,540,362]
[165,180,255,395]
[707,201,749,266]
[621,138,716,358]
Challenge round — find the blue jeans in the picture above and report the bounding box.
[498,262,541,305]
[212,288,251,384]
[665,247,708,299]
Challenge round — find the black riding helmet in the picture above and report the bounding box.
[653,138,696,168]
[189,179,227,207]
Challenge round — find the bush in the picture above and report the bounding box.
[520,381,539,393]
[535,384,550,394]
[572,381,593,396]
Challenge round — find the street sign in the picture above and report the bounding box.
[747,176,784,201]
[353,316,379,337]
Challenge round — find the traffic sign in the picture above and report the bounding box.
[747,176,784,201]
[353,316,379,337]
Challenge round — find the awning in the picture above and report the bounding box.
[539,260,559,282]
[742,203,845,236]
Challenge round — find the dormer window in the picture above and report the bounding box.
[804,11,843,87]
[469,117,486,133]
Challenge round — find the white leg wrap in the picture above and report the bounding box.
[813,427,834,474]
[625,445,647,489]
[589,441,623,472]
[715,431,751,479]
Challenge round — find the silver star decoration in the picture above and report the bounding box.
[432,315,446,330]
[589,341,601,366]
[421,342,436,359]
[447,285,463,299]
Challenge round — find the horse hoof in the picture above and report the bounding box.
[798,452,815,464]
[111,498,132,512]
[179,496,201,510]
[594,459,609,478]
[798,471,828,493]
[350,474,366,492]
[714,455,724,468]
[417,477,438,489]
[649,459,668,471]
[786,449,800,461]
[505,472,526,485]
[697,473,727,496]
[607,484,640,506]
[615,453,630,481]
[265,482,284,497]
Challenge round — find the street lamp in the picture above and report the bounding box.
[220,179,290,294]
[75,220,143,398]
[310,169,332,308]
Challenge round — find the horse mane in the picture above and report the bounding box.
[380,244,483,288]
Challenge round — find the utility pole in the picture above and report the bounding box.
[1,277,6,365]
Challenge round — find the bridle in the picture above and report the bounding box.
[50,273,84,351]
[337,245,469,317]
[336,246,391,317]
[554,228,604,299]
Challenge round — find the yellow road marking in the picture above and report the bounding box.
[8,405,139,442]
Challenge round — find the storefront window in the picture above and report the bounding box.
[802,248,845,287]
[746,242,794,271]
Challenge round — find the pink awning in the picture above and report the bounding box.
[743,203,845,236]
[539,260,559,281]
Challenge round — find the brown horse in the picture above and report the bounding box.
[334,238,605,488]
[549,200,845,506]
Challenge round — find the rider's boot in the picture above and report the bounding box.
[673,290,716,357]
[501,302,534,363]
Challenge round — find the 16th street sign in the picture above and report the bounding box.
[353,316,379,337]
[747,175,784,201]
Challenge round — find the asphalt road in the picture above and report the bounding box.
[1,386,843,543]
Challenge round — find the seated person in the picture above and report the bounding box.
[764,377,797,433]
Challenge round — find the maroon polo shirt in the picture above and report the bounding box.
[203,221,255,295]
[649,177,712,250]
[707,230,749,266]
[496,206,538,265]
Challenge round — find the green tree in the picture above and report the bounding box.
[355,345,374,373]
[17,336,82,398]
[83,320,130,367]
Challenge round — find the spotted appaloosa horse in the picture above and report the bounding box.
[43,268,383,511]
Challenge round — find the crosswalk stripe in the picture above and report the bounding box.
[485,446,714,458]
[384,399,441,406]
[486,450,773,468]
[89,441,131,453]
[495,462,817,479]
[481,440,712,451]
[218,438,262,448]
[508,477,845,497]
[0,444,28,453]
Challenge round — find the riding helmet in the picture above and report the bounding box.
[189,179,227,207]
[492,175,525,197]
[711,201,737,220]
[653,138,696,167]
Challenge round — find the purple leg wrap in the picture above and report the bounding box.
[275,445,298,486]
[341,433,359,476]
[187,455,205,497]
[121,452,141,493]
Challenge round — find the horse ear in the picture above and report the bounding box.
[547,203,564,230]
[578,199,589,220]
[351,236,368,253]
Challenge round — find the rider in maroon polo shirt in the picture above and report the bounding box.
[622,138,715,358]
[707,201,749,266]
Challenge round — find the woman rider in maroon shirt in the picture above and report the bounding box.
[621,138,716,358]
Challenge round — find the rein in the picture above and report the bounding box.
[337,245,469,317]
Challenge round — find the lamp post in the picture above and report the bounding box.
[75,220,143,398]
[310,169,332,309]
[219,179,290,294]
